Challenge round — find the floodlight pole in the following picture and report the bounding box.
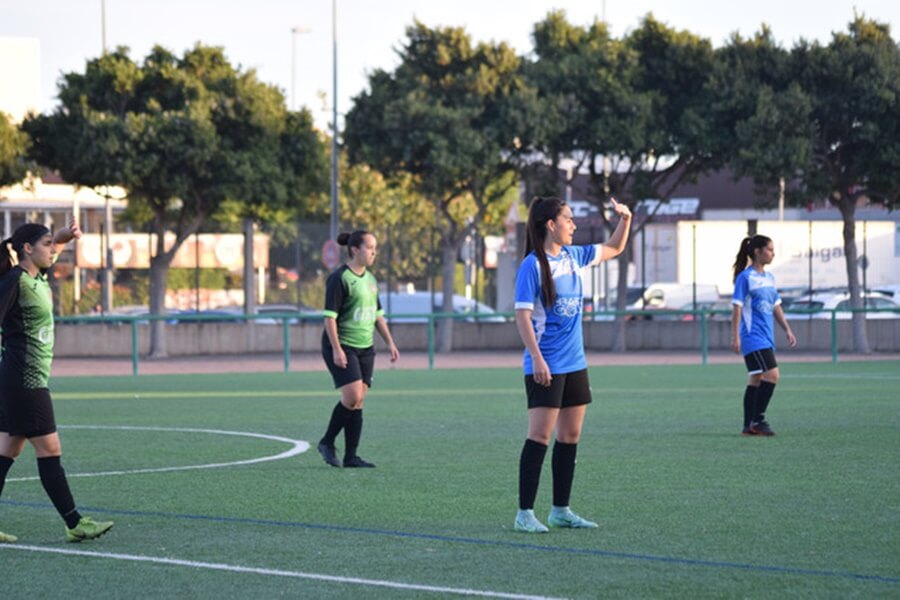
[329,0,339,241]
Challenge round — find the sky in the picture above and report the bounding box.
[2,0,898,131]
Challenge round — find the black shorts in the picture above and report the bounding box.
[743,348,778,375]
[322,336,376,389]
[0,387,58,437]
[525,369,593,409]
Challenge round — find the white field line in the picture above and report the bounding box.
[6,425,309,482]
[1,544,566,600]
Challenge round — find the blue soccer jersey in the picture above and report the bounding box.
[515,245,600,375]
[732,266,782,355]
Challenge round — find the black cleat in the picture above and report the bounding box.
[317,442,342,467]
[749,420,776,436]
[343,456,376,468]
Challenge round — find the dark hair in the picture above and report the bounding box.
[336,230,371,259]
[524,196,566,307]
[0,223,51,276]
[732,234,772,282]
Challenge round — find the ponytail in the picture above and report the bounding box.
[525,196,565,307]
[0,238,14,276]
[732,234,772,282]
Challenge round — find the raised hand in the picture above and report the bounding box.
[610,197,632,220]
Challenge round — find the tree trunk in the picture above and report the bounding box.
[436,242,457,353]
[148,254,171,358]
[836,197,871,353]
[610,244,632,352]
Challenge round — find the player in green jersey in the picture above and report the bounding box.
[317,231,399,468]
[0,221,113,544]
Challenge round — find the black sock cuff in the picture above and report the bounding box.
[37,456,62,469]
[553,440,577,458]
[524,439,548,452]
[336,402,354,416]
[0,455,13,467]
[759,381,776,392]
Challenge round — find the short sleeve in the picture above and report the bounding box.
[323,269,345,319]
[515,255,539,310]
[731,272,748,306]
[0,270,20,323]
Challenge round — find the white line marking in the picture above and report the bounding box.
[6,425,309,483]
[1,544,566,600]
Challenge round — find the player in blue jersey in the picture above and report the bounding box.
[730,235,797,436]
[512,196,632,533]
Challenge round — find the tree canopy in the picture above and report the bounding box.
[24,44,326,355]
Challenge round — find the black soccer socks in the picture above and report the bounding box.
[519,439,548,511]
[321,402,353,446]
[755,381,777,422]
[743,385,758,429]
[37,456,81,529]
[344,409,363,460]
[0,455,13,497]
[552,441,578,508]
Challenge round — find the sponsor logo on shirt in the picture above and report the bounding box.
[553,296,582,317]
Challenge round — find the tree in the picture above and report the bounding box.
[344,21,525,351]
[0,112,29,187]
[522,13,719,350]
[724,17,899,352]
[24,44,325,356]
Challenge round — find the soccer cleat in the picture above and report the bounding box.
[343,456,375,468]
[66,517,114,543]
[0,530,17,543]
[514,510,549,533]
[548,507,598,529]
[317,442,342,467]
[741,427,758,436]
[749,420,776,436]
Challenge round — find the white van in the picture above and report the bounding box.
[379,292,505,323]
[633,283,721,310]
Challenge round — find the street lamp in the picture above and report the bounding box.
[330,0,339,242]
[290,26,311,111]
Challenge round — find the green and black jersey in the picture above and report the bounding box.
[322,264,383,349]
[0,266,55,389]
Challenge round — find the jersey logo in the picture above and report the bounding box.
[553,296,581,317]
[38,325,54,345]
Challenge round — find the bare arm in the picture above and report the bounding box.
[323,317,347,368]
[515,309,551,386]
[52,217,82,250]
[773,304,797,347]
[375,315,400,362]
[730,305,742,354]
[593,199,633,264]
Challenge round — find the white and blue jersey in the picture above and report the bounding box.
[515,245,600,375]
[732,266,782,355]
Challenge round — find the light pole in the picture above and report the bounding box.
[330,0,339,242]
[290,26,311,111]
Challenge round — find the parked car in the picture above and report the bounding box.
[633,283,720,310]
[379,292,505,323]
[626,283,721,320]
[873,284,900,302]
[785,292,900,319]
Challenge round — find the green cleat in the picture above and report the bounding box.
[514,509,549,533]
[548,507,598,529]
[0,530,17,543]
[66,516,114,543]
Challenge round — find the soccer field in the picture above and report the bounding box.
[1,361,898,599]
